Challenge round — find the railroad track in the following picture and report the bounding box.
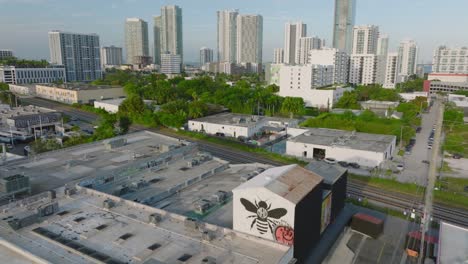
[348,182,468,226]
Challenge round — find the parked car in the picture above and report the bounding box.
[422,160,430,164]
[338,161,349,167]
[324,158,337,164]
[428,145,433,149]
[6,144,13,149]
[416,127,422,133]
[453,153,463,159]
[349,162,360,169]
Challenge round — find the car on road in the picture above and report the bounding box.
[71,117,78,121]
[324,157,337,164]
[338,161,349,167]
[422,160,430,164]
[396,164,404,171]
[453,153,463,159]
[349,162,360,169]
[428,144,433,149]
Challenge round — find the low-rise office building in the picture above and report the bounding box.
[35,83,125,104]
[188,113,299,140]
[0,104,62,143]
[399,91,429,102]
[0,65,66,84]
[286,128,397,167]
[424,80,468,94]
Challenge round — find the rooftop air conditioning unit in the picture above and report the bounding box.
[148,213,162,225]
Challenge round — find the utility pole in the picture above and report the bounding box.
[419,97,444,263]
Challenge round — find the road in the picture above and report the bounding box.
[396,101,438,185]
[18,97,468,227]
[419,99,444,262]
[19,97,98,123]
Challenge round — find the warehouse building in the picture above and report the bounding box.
[188,112,299,140]
[35,83,125,104]
[286,128,397,167]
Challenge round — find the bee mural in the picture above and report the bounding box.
[240,198,288,235]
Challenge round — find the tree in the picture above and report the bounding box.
[0,82,9,91]
[334,91,360,109]
[281,97,305,118]
[118,115,131,134]
[119,95,146,115]
[188,100,208,119]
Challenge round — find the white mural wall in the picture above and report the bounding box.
[233,187,296,246]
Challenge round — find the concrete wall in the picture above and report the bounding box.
[8,84,36,95]
[93,101,120,113]
[35,85,125,104]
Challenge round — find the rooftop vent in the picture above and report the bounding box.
[118,233,133,241]
[95,224,108,231]
[148,213,162,225]
[103,199,115,209]
[147,243,161,251]
[177,254,192,262]
[202,256,217,264]
[73,217,86,223]
[202,230,216,241]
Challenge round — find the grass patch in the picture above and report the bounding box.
[350,174,423,196]
[440,161,453,173]
[397,149,405,156]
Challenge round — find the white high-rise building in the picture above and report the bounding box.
[236,14,263,64]
[273,48,284,64]
[377,34,389,57]
[349,54,379,85]
[160,53,181,75]
[48,30,101,82]
[101,46,123,67]
[153,16,162,65]
[200,47,214,65]
[159,5,183,62]
[0,50,13,60]
[397,40,418,81]
[432,46,468,74]
[375,34,389,85]
[297,37,323,65]
[383,52,399,88]
[217,10,239,63]
[352,25,379,55]
[125,18,149,65]
[309,48,349,84]
[284,22,307,64]
[333,0,356,54]
[278,64,353,108]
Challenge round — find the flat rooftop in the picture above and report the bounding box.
[289,128,396,153]
[84,151,271,228]
[190,112,298,128]
[0,186,290,264]
[0,131,185,195]
[305,161,346,185]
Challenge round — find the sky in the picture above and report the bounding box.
[0,0,467,64]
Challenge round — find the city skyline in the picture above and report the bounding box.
[1,0,468,63]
